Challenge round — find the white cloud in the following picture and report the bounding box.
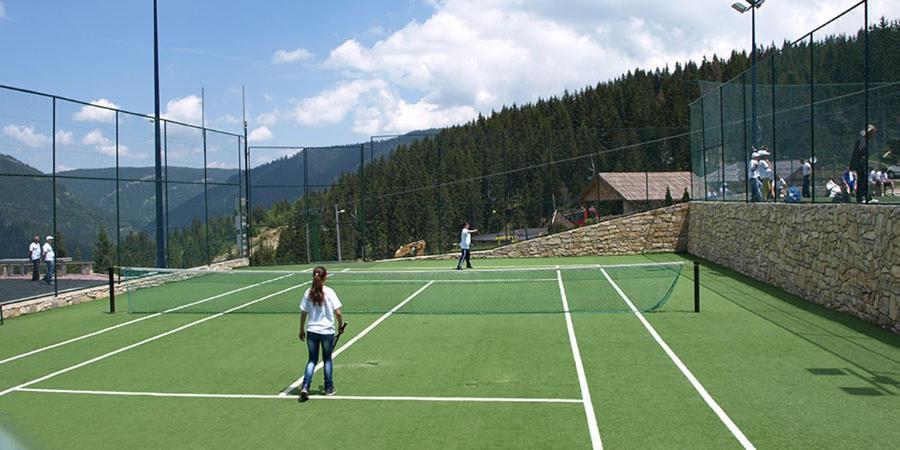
[207,161,233,169]
[163,95,203,124]
[0,2,6,19]
[219,114,242,125]
[255,110,280,126]
[72,99,119,123]
[272,47,314,63]
[55,130,73,145]
[292,79,386,126]
[81,129,142,158]
[287,0,900,137]
[3,124,50,148]
[248,125,273,143]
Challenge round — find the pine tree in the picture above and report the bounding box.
[92,229,115,273]
[664,186,673,206]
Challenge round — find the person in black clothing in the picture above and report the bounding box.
[850,125,876,203]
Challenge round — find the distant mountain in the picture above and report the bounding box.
[57,167,238,230]
[0,154,111,260]
[247,132,434,210]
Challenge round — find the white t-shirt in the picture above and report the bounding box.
[42,243,54,262]
[802,162,811,176]
[759,160,772,180]
[29,242,41,260]
[459,228,472,250]
[869,170,877,183]
[748,159,760,179]
[877,171,888,182]
[300,286,342,335]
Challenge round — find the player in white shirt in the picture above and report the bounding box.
[28,235,41,281]
[41,236,55,285]
[298,266,343,400]
[749,151,762,202]
[800,158,812,198]
[456,222,478,270]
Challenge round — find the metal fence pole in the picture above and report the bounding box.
[771,54,778,203]
[116,111,121,267]
[52,97,58,296]
[809,34,816,203]
[304,149,310,263]
[163,122,169,264]
[359,143,365,261]
[720,85,726,201]
[742,72,749,202]
[863,0,869,204]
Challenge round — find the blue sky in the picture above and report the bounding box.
[1,0,897,171]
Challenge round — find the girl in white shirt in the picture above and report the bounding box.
[298,266,343,400]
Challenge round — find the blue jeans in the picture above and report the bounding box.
[303,332,335,390]
[457,248,471,268]
[750,178,763,202]
[43,260,54,283]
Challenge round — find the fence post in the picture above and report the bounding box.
[108,266,116,313]
[694,261,700,313]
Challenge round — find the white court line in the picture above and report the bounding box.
[556,269,603,450]
[0,272,298,367]
[600,269,755,450]
[279,280,435,396]
[16,387,582,404]
[0,281,311,398]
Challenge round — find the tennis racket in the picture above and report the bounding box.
[333,322,348,347]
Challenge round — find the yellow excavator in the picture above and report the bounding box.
[394,240,426,258]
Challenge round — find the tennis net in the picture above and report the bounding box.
[120,262,684,315]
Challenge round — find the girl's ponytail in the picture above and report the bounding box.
[310,266,327,306]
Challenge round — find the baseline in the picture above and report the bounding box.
[17,387,581,404]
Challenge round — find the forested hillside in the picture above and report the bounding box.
[259,18,900,263]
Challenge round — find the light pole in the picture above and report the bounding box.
[334,205,347,263]
[731,0,765,148]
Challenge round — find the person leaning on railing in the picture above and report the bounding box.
[850,124,876,203]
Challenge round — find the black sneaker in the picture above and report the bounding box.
[325,386,336,396]
[299,386,309,401]
[455,267,462,270]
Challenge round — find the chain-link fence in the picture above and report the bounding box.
[248,127,691,265]
[0,84,246,298]
[691,0,900,205]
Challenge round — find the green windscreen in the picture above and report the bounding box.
[121,262,683,315]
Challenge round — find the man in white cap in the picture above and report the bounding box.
[41,236,55,285]
[749,150,762,202]
[28,235,41,281]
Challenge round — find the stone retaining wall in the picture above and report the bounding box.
[1,258,250,321]
[688,202,900,333]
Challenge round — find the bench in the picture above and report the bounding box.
[0,258,95,277]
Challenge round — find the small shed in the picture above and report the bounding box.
[580,172,691,214]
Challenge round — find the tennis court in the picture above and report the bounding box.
[1,254,898,449]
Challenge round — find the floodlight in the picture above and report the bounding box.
[732,2,749,13]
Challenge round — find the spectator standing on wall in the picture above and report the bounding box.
[878,168,894,196]
[41,236,55,285]
[758,149,773,200]
[749,151,762,202]
[850,124,876,203]
[28,235,41,281]
[800,158,812,198]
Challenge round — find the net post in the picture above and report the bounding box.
[108,266,116,314]
[693,261,700,313]
[1,303,4,325]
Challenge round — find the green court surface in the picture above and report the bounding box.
[1,254,898,449]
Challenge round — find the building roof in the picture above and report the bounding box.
[581,172,692,202]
